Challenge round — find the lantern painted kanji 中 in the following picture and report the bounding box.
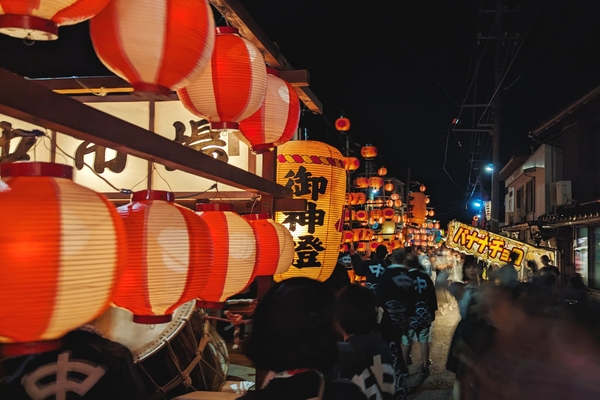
[90,0,215,96]
[178,26,267,131]
[275,140,346,282]
[114,190,211,324]
[0,163,126,355]
[238,68,300,154]
[0,0,110,41]
[195,203,256,306]
[244,213,294,277]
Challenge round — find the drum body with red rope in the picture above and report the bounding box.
[92,301,228,399]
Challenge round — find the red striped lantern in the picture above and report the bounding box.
[244,213,294,277]
[238,68,300,153]
[0,163,126,355]
[0,0,110,41]
[196,203,256,306]
[90,0,215,96]
[178,26,268,131]
[114,190,210,324]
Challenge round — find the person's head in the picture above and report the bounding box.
[334,284,379,338]
[338,252,352,267]
[541,255,551,266]
[375,244,388,260]
[391,248,406,265]
[406,253,421,270]
[462,255,482,283]
[509,251,520,262]
[243,277,338,373]
[527,260,538,272]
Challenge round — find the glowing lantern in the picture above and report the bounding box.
[415,234,421,241]
[390,240,402,250]
[238,68,300,153]
[335,117,351,131]
[275,140,346,282]
[368,176,383,190]
[378,166,388,176]
[434,222,440,229]
[390,193,400,201]
[386,199,394,207]
[114,190,211,324]
[356,242,367,252]
[369,241,380,252]
[0,0,110,41]
[409,192,427,226]
[354,177,369,188]
[428,222,434,229]
[370,209,383,220]
[0,163,125,355]
[429,210,435,217]
[340,243,348,253]
[178,27,267,131]
[355,209,368,221]
[344,157,360,171]
[345,193,353,205]
[376,199,384,206]
[354,192,366,205]
[90,0,215,96]
[361,145,378,159]
[384,183,395,192]
[394,199,403,208]
[194,203,256,306]
[344,208,352,222]
[244,213,294,277]
[425,197,431,204]
[383,208,395,220]
[352,229,362,242]
[393,215,402,223]
[420,185,427,192]
[342,230,354,243]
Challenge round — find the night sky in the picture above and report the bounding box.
[1,0,600,224]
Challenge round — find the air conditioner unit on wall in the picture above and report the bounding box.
[550,181,572,206]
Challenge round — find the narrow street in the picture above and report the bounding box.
[405,307,460,400]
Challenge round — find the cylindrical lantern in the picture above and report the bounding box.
[354,192,366,205]
[361,145,378,159]
[244,213,294,277]
[420,185,427,192]
[178,27,267,131]
[343,157,360,171]
[370,209,383,220]
[386,199,394,207]
[368,176,383,190]
[355,209,368,221]
[354,177,368,188]
[114,190,211,324]
[390,193,400,201]
[425,197,431,204]
[90,0,215,96]
[0,0,110,41]
[378,166,388,176]
[383,208,395,220]
[335,117,351,132]
[0,163,126,355]
[409,192,427,226]
[195,203,256,305]
[369,241,380,252]
[345,193,353,206]
[342,230,354,243]
[384,182,394,192]
[395,199,403,208]
[238,68,300,153]
[275,140,346,282]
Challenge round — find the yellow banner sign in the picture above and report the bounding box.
[445,220,554,267]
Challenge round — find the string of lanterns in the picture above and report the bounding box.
[0,162,294,356]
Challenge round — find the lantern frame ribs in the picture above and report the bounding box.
[0,68,291,199]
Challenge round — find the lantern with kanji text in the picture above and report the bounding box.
[0,163,126,355]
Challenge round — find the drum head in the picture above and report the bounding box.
[91,301,196,362]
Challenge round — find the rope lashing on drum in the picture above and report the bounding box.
[204,312,253,350]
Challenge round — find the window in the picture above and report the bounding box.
[591,228,600,289]
[575,227,588,286]
[525,179,535,213]
[516,186,524,210]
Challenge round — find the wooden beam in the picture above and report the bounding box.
[0,68,292,199]
[208,0,323,114]
[279,70,309,87]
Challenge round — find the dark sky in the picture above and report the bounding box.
[1,0,600,223]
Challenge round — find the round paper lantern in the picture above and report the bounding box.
[427,222,434,229]
[390,240,402,250]
[345,192,353,206]
[370,209,382,220]
[178,26,267,131]
[434,222,440,229]
[383,208,395,220]
[394,199,403,208]
[0,0,110,41]
[390,193,400,201]
[429,210,435,217]
[368,176,383,190]
[0,162,126,355]
[90,0,215,96]
[378,166,388,176]
[355,209,368,221]
[354,177,368,188]
[356,242,367,252]
[361,145,378,159]
[114,190,211,324]
[275,140,346,282]
[420,185,427,192]
[195,203,256,305]
[369,241,380,252]
[384,183,394,192]
[335,117,351,132]
[238,68,300,153]
[425,197,431,204]
[386,199,394,207]
[244,213,294,277]
[354,192,366,205]
[340,243,348,253]
[342,230,354,243]
[344,156,360,171]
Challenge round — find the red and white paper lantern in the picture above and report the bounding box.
[178,26,267,131]
[113,190,211,324]
[90,0,215,95]
[0,163,126,355]
[244,213,294,278]
[0,0,110,40]
[195,203,256,307]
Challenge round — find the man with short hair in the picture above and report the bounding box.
[354,245,389,294]
[496,251,519,287]
[539,255,560,284]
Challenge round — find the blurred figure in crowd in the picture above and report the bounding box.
[525,260,538,282]
[240,277,367,400]
[539,255,560,284]
[495,251,519,288]
[354,245,389,295]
